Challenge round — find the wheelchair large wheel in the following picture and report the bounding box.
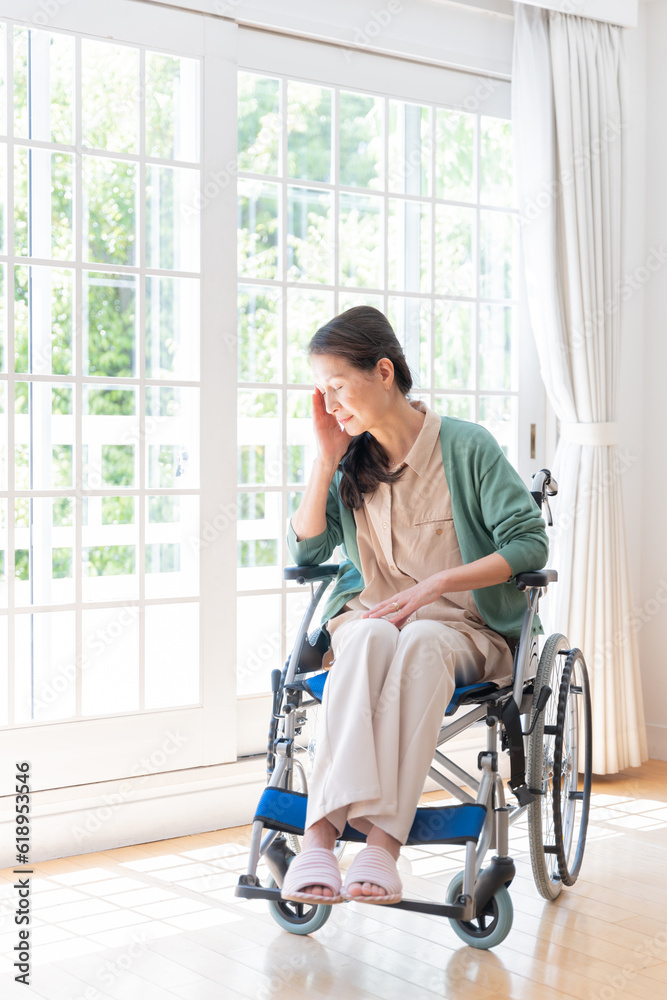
[526,634,592,899]
[265,874,333,935]
[552,648,592,885]
[445,871,513,949]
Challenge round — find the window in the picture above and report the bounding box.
[0,2,237,792]
[235,31,531,740]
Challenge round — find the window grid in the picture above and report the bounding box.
[0,20,203,726]
[237,71,519,691]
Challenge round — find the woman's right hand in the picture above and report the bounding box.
[312,387,352,468]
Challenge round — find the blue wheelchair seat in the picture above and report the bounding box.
[291,670,500,716]
[253,786,487,846]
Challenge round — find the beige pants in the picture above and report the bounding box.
[304,617,498,845]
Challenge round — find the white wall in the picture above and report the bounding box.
[637,0,667,757]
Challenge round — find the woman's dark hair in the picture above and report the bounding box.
[308,305,416,510]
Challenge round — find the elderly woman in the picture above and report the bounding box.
[281,306,548,906]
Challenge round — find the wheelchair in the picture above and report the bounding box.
[235,468,593,949]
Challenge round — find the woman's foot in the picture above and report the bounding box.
[299,818,401,899]
[298,817,340,898]
[344,825,401,900]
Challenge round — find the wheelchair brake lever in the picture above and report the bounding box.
[522,685,552,736]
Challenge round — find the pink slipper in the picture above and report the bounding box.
[341,845,403,905]
[280,847,344,905]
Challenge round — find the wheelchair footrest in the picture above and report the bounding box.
[253,787,487,846]
[234,875,473,918]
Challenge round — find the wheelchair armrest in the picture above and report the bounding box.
[284,564,340,584]
[514,568,558,590]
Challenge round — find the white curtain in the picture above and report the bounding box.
[512,3,648,772]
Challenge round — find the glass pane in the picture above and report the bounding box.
[84,271,136,377]
[238,389,280,487]
[14,146,73,260]
[0,498,7,608]
[146,386,200,489]
[238,179,279,280]
[480,210,516,301]
[14,27,74,144]
[238,72,280,176]
[434,301,474,390]
[146,275,199,380]
[433,394,475,420]
[145,603,200,708]
[83,495,138,602]
[286,289,334,385]
[146,494,199,599]
[286,389,318,483]
[388,100,431,196]
[14,266,73,375]
[387,297,430,390]
[479,394,518,465]
[82,40,138,154]
[237,490,280,591]
[435,205,475,298]
[337,291,383,313]
[146,165,200,272]
[82,606,140,715]
[0,144,5,253]
[15,611,76,723]
[14,382,74,491]
[435,109,475,203]
[481,116,514,208]
[146,51,200,162]
[339,91,382,190]
[287,81,332,183]
[83,156,136,266]
[0,263,5,371]
[0,382,5,489]
[15,497,75,607]
[479,305,517,392]
[238,284,280,383]
[339,193,382,288]
[237,593,280,695]
[82,385,138,490]
[388,199,430,293]
[287,186,333,283]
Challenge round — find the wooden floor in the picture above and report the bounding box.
[1,761,667,1000]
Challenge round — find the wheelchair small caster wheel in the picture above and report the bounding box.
[445,871,513,949]
[265,875,333,935]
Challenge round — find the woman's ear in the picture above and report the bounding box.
[376,357,395,390]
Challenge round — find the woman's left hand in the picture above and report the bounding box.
[360,574,447,629]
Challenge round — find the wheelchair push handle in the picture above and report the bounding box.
[531,468,558,526]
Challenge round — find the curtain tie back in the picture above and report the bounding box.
[559,421,618,446]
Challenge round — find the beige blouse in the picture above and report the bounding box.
[322,399,515,685]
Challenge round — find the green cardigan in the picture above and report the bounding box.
[286,415,549,639]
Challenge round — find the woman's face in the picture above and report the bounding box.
[310,354,391,435]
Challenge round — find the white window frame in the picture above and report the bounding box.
[0,0,238,794]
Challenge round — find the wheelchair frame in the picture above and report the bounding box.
[236,469,593,948]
